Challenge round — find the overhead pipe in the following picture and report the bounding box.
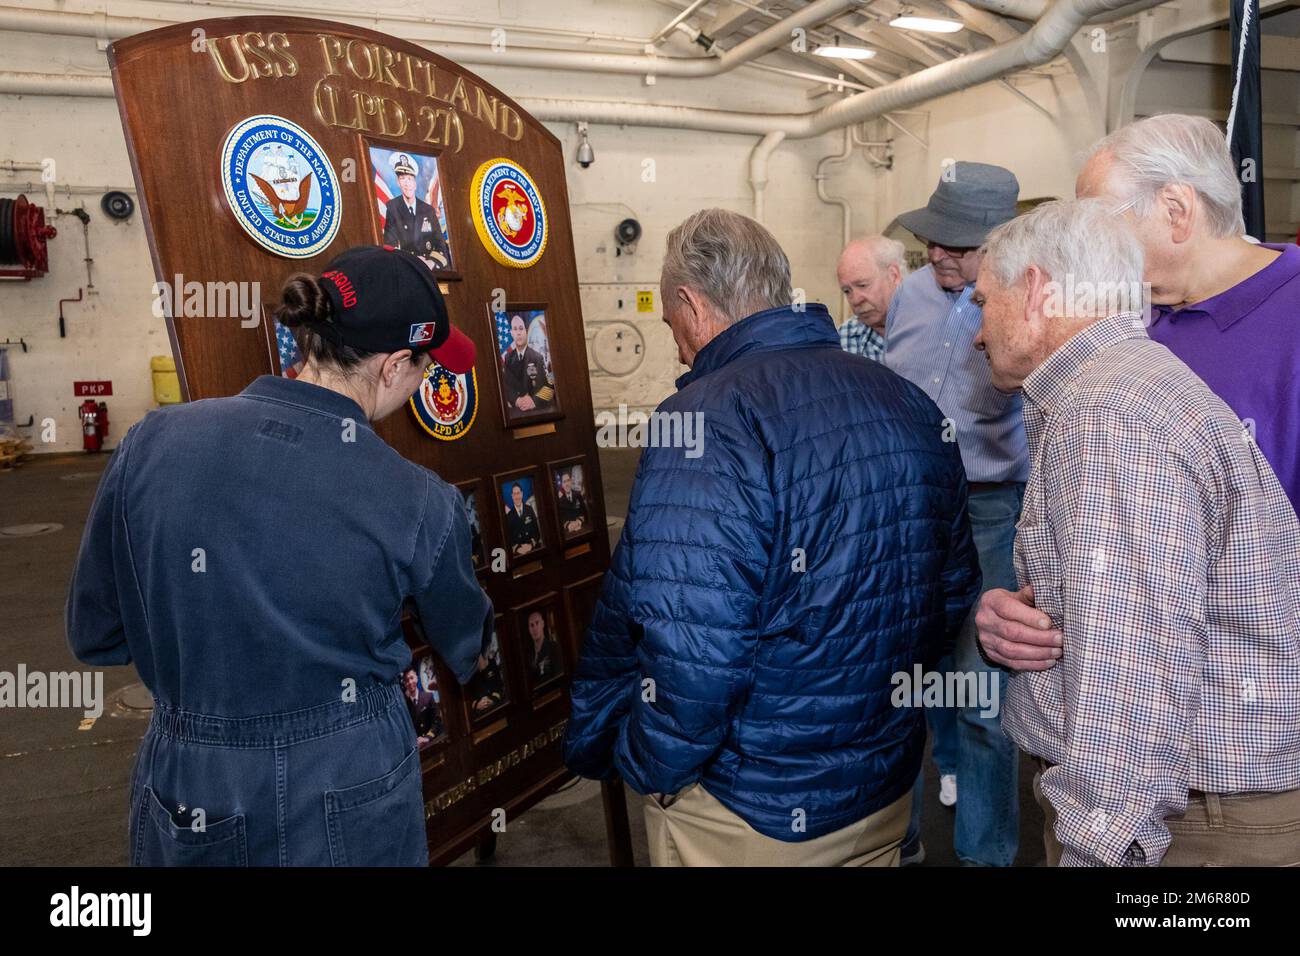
[815,127,856,320]
[963,0,1165,22]
[749,131,787,222]
[1,0,1169,140]
[516,0,1170,137]
[0,0,866,79]
[0,70,113,97]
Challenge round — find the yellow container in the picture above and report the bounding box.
[151,355,182,405]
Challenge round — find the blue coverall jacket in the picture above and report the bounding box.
[67,375,491,866]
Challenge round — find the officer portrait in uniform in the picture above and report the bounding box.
[402,661,445,750]
[367,145,454,272]
[498,473,546,560]
[549,458,591,542]
[465,622,508,722]
[519,603,564,693]
[490,304,562,425]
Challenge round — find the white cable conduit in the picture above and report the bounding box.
[0,160,56,209]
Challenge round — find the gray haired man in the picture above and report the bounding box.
[564,208,980,867]
[885,161,1027,867]
[974,198,1300,866]
[979,113,1300,669]
[836,236,908,360]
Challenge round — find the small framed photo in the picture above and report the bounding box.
[495,467,548,564]
[515,594,566,696]
[401,650,448,751]
[488,303,563,427]
[564,572,606,650]
[465,615,509,724]
[364,139,458,279]
[456,479,489,572]
[547,456,594,544]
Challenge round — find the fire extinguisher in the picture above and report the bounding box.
[79,399,102,453]
[97,400,109,448]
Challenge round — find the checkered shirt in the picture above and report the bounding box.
[838,317,885,362]
[1001,312,1300,867]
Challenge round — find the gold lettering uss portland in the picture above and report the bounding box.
[207,31,526,151]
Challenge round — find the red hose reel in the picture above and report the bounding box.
[0,195,58,279]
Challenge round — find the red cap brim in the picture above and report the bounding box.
[432,325,476,374]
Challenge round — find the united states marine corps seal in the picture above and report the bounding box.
[220,115,342,259]
[410,361,479,441]
[470,158,548,268]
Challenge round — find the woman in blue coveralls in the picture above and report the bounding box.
[66,246,492,866]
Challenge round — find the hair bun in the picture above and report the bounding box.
[275,274,332,329]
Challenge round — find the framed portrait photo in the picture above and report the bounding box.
[455,479,490,573]
[364,140,458,278]
[514,594,567,697]
[488,302,563,427]
[564,572,606,646]
[401,649,449,752]
[464,614,510,725]
[495,467,548,565]
[547,456,594,544]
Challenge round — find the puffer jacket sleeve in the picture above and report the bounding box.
[617,407,771,796]
[935,462,981,665]
[564,399,773,795]
[562,516,639,781]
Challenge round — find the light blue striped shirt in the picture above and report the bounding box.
[883,265,1028,483]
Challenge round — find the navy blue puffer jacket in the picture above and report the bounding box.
[564,303,980,841]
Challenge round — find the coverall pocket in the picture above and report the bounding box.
[133,785,248,867]
[324,746,426,866]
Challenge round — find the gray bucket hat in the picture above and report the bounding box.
[896,162,1020,248]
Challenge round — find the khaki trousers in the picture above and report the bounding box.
[642,783,911,867]
[1031,765,1300,866]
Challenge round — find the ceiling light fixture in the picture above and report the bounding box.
[889,15,964,33]
[813,45,878,60]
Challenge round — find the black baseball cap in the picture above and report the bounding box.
[317,245,475,374]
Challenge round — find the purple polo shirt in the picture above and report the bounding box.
[1149,242,1300,514]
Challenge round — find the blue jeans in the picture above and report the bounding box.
[906,483,1023,866]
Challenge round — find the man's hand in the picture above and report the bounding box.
[515,395,536,412]
[974,586,1063,671]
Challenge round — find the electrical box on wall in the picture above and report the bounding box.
[580,283,681,416]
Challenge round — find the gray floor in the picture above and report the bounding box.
[0,446,1043,866]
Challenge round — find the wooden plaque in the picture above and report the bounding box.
[109,16,611,865]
